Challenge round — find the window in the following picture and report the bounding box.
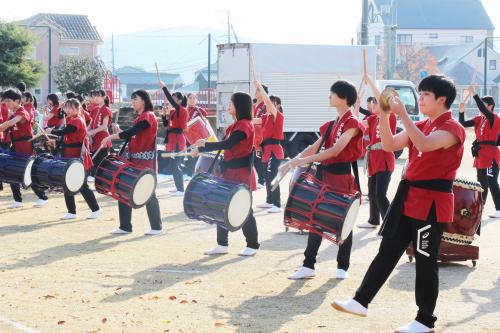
[397,34,412,45]
[490,60,497,71]
[460,36,474,44]
[59,46,80,56]
[388,86,418,115]
[374,35,381,46]
[429,33,438,39]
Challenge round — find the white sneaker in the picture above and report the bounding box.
[60,213,77,220]
[394,320,434,333]
[287,266,316,280]
[331,298,368,317]
[87,176,95,183]
[204,245,229,255]
[488,210,500,218]
[169,188,178,193]
[34,199,48,208]
[336,269,349,279]
[268,206,282,213]
[110,228,132,235]
[257,183,265,189]
[144,229,164,236]
[256,202,273,208]
[358,221,377,229]
[172,191,184,197]
[86,209,101,219]
[8,201,23,209]
[238,247,257,257]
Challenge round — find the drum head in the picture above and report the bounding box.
[65,161,86,193]
[226,186,252,231]
[133,173,156,207]
[24,158,35,187]
[340,195,361,241]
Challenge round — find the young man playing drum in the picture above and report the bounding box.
[45,99,101,220]
[332,75,465,333]
[0,89,49,208]
[286,80,365,280]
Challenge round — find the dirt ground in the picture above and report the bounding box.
[0,129,499,333]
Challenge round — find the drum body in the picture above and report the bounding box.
[95,155,156,208]
[284,172,360,244]
[183,173,252,232]
[185,117,217,144]
[0,153,35,188]
[31,155,85,194]
[194,153,223,177]
[443,179,484,245]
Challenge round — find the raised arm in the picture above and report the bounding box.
[159,81,179,111]
[473,94,495,126]
[458,102,475,128]
[254,80,278,118]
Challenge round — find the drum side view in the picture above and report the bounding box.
[0,153,35,188]
[31,156,85,194]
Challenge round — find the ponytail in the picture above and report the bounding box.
[104,95,110,107]
[33,95,38,109]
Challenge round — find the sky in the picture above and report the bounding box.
[3,0,497,45]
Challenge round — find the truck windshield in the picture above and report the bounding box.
[387,86,418,115]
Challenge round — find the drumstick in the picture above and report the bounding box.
[462,66,478,103]
[270,163,292,192]
[358,48,367,93]
[155,62,161,86]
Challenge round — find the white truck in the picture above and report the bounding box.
[216,43,423,157]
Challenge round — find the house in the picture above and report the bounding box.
[114,66,182,99]
[16,13,102,101]
[194,63,217,90]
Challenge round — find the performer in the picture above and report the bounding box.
[191,91,259,257]
[0,93,5,191]
[253,84,269,189]
[88,90,112,181]
[459,86,500,218]
[44,94,64,129]
[332,75,465,333]
[75,94,92,126]
[87,91,100,120]
[159,81,188,196]
[253,82,284,214]
[99,90,163,235]
[357,74,397,229]
[184,93,208,178]
[21,92,37,124]
[0,89,49,208]
[45,98,101,220]
[286,80,364,280]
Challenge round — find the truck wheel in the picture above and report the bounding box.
[288,133,317,158]
[394,127,403,159]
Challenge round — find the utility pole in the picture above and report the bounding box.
[361,0,369,45]
[208,33,211,90]
[227,11,231,44]
[111,32,115,73]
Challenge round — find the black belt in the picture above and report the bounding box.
[471,140,497,157]
[11,136,31,143]
[379,178,453,238]
[220,153,254,173]
[318,162,351,175]
[261,138,282,146]
[64,142,83,148]
[167,128,183,134]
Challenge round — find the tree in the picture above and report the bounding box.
[0,22,44,88]
[395,45,439,83]
[54,56,105,95]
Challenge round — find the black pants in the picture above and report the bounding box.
[64,180,99,214]
[254,153,265,185]
[477,161,500,210]
[264,153,282,207]
[185,156,198,177]
[367,170,392,225]
[303,231,353,271]
[354,206,444,329]
[0,142,11,191]
[216,210,259,249]
[91,148,109,177]
[11,183,48,202]
[118,192,162,232]
[171,156,184,191]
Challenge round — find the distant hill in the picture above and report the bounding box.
[100,26,252,84]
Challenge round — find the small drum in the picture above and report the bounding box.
[254,124,263,147]
[95,155,156,208]
[284,172,361,244]
[443,179,484,245]
[194,153,223,177]
[184,173,252,232]
[31,155,85,194]
[0,153,35,188]
[185,117,217,144]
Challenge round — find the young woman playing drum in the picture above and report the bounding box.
[44,94,63,129]
[459,86,500,218]
[159,82,188,196]
[191,92,260,257]
[45,99,101,220]
[0,89,49,209]
[99,90,163,235]
[184,93,209,179]
[286,80,365,280]
[253,84,269,189]
[88,90,112,181]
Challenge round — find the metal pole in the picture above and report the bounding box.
[208,33,211,92]
[361,0,369,45]
[484,37,488,95]
[227,11,231,44]
[112,32,115,73]
[48,26,52,92]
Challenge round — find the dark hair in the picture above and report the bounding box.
[23,92,33,103]
[131,89,154,112]
[330,80,357,107]
[75,95,85,110]
[418,75,456,109]
[3,88,22,102]
[65,91,76,100]
[252,98,258,104]
[261,84,269,94]
[47,93,59,107]
[16,82,26,93]
[482,96,495,110]
[96,90,110,107]
[172,92,187,107]
[90,90,99,97]
[270,95,283,113]
[231,92,253,121]
[367,96,377,104]
[64,98,81,110]
[33,95,38,109]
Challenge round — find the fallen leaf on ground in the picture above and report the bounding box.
[43,294,56,299]
[184,279,201,285]
[168,296,177,301]
[101,317,107,323]
[163,320,171,325]
[214,322,225,327]
[191,300,198,303]
[180,300,188,304]
[57,320,65,325]
[149,295,160,300]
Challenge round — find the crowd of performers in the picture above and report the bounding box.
[0,71,499,333]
